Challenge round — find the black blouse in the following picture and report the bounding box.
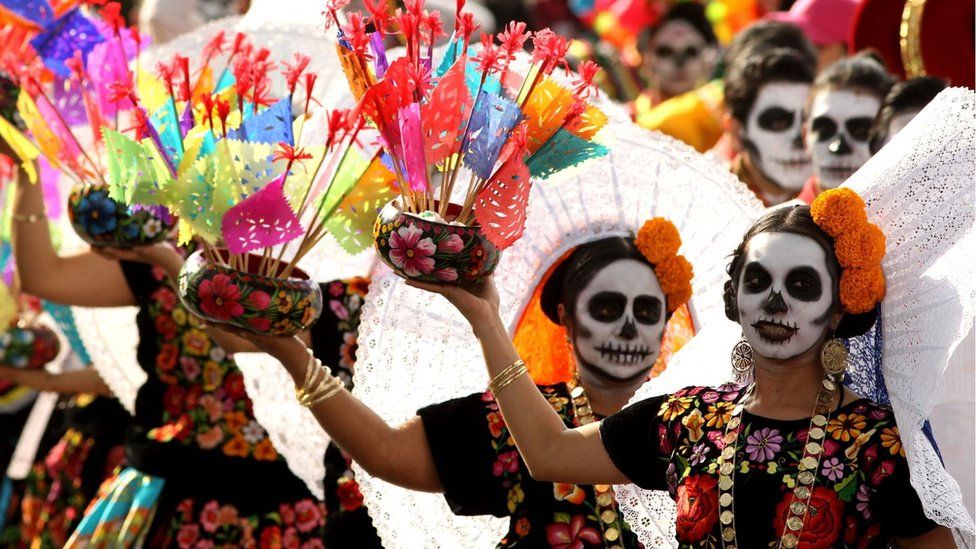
[600,384,937,548]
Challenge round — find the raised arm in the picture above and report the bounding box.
[0,365,111,396]
[12,168,136,307]
[406,277,629,486]
[222,329,442,493]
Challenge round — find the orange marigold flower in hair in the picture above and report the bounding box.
[636,217,681,264]
[810,188,867,238]
[655,255,694,312]
[839,265,886,314]
[834,223,886,268]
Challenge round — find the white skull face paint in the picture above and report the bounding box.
[649,20,712,97]
[572,259,667,382]
[807,89,881,189]
[743,82,813,191]
[737,232,835,359]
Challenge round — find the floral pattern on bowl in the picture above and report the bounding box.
[0,325,60,369]
[373,200,501,285]
[68,184,174,248]
[178,250,323,336]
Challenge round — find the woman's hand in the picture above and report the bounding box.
[403,275,502,335]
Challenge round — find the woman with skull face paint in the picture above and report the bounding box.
[217,226,697,548]
[799,53,894,201]
[724,48,817,205]
[409,187,958,548]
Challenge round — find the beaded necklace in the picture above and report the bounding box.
[716,375,841,549]
[567,373,628,549]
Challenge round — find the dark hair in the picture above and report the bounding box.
[868,76,947,154]
[723,20,816,72]
[646,3,718,46]
[541,237,656,324]
[724,48,816,123]
[724,205,878,338]
[811,51,895,100]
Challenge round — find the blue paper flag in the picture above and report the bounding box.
[463,91,522,180]
[214,69,235,94]
[150,101,184,165]
[226,98,294,145]
[526,128,608,179]
[29,8,105,78]
[0,0,53,26]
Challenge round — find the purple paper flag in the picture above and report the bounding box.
[0,0,53,25]
[463,91,523,180]
[30,8,104,78]
[221,175,304,254]
[370,32,389,78]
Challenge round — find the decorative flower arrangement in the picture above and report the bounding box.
[811,188,887,314]
[86,29,394,335]
[635,217,694,312]
[329,0,609,283]
[0,1,175,247]
[0,284,60,370]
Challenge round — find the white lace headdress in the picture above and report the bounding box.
[616,87,976,547]
[345,116,764,548]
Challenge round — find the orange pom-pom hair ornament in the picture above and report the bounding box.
[811,188,887,314]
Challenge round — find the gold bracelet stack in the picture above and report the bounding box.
[295,349,345,408]
[488,359,527,395]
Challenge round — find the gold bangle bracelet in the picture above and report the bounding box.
[13,212,45,223]
[489,359,527,395]
[295,350,345,408]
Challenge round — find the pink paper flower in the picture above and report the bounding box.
[546,515,602,548]
[198,274,245,320]
[389,225,436,276]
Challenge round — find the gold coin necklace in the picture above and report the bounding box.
[568,373,627,548]
[716,375,839,549]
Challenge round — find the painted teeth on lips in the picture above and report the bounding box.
[751,318,798,343]
[774,157,811,169]
[596,343,651,364]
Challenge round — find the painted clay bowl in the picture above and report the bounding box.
[68,184,174,248]
[0,325,60,369]
[178,249,323,336]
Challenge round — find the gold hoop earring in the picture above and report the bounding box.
[731,337,754,383]
[820,338,848,379]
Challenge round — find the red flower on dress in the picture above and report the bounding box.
[388,225,436,276]
[772,486,844,549]
[224,371,247,400]
[545,515,602,548]
[337,477,365,511]
[294,499,323,533]
[259,525,282,547]
[675,474,718,543]
[198,274,245,320]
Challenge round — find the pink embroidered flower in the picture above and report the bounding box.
[176,524,199,548]
[180,357,201,381]
[388,225,436,276]
[434,267,458,282]
[545,515,602,548]
[492,450,520,476]
[437,233,464,253]
[200,501,220,533]
[198,274,245,320]
[279,503,296,525]
[294,499,323,533]
[195,427,224,450]
[246,290,271,310]
[745,427,783,463]
[329,300,350,320]
[283,526,301,549]
[856,484,872,519]
[821,456,845,481]
[217,504,239,527]
[301,540,326,549]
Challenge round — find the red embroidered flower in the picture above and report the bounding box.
[553,483,586,504]
[156,343,179,372]
[337,477,365,511]
[224,372,246,400]
[487,411,505,438]
[259,525,282,547]
[773,486,844,549]
[198,274,245,320]
[492,450,520,476]
[200,501,220,533]
[294,499,323,533]
[545,515,602,548]
[675,474,718,543]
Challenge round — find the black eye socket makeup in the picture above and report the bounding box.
[757,107,795,132]
[742,263,772,294]
[785,266,823,301]
[633,295,663,325]
[845,117,874,142]
[588,292,627,322]
[811,117,838,142]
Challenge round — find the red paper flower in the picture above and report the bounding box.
[202,31,227,63]
[273,143,314,167]
[106,76,136,105]
[100,2,125,35]
[474,34,501,75]
[215,99,232,136]
[176,56,192,101]
[198,274,245,321]
[456,12,478,45]
[341,12,372,56]
[303,72,319,113]
[531,28,570,74]
[156,57,178,97]
[282,53,311,97]
[364,0,391,34]
[573,60,600,98]
[421,10,446,44]
[498,21,529,58]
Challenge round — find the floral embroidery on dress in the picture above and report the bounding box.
[484,385,640,548]
[654,384,916,548]
[142,265,278,461]
[325,277,368,384]
[161,497,326,548]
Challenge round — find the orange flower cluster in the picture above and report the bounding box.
[811,189,887,314]
[635,218,694,313]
